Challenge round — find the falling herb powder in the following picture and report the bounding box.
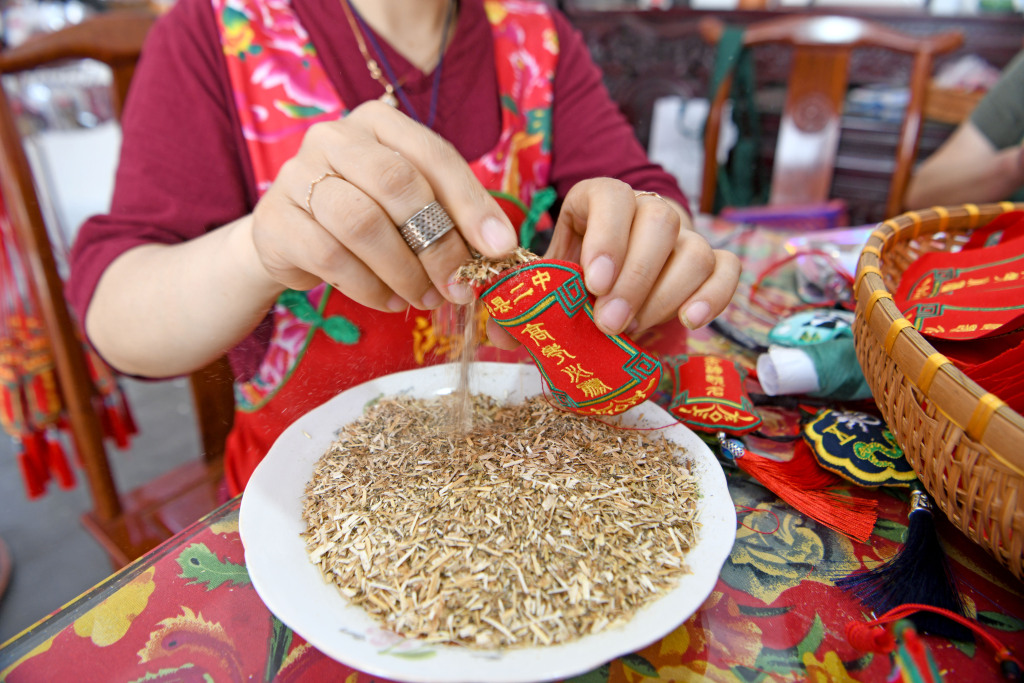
[302,393,701,649]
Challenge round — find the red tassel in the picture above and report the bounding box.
[104,397,131,449]
[846,622,895,654]
[118,390,138,437]
[720,434,878,542]
[95,395,114,441]
[16,439,46,499]
[849,603,1023,680]
[45,429,75,489]
[28,431,51,488]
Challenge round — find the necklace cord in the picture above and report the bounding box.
[344,0,454,128]
[340,0,396,103]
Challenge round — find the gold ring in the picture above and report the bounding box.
[305,172,344,222]
[633,190,664,201]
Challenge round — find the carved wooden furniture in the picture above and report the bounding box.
[562,5,1024,224]
[0,10,236,568]
[697,14,962,220]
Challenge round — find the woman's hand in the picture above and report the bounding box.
[255,105,738,349]
[87,101,520,377]
[488,178,740,349]
[251,100,518,311]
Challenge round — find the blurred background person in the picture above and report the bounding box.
[904,50,1024,209]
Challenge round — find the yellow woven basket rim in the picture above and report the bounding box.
[854,202,1024,477]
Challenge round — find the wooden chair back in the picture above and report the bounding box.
[698,15,963,219]
[0,10,236,567]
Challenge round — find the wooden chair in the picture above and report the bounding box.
[698,15,963,221]
[0,10,236,568]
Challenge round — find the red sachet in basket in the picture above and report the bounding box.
[993,383,1024,416]
[958,336,1024,414]
[962,210,1024,249]
[932,329,1024,368]
[893,226,1024,341]
[477,259,661,416]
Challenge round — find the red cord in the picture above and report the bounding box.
[847,603,1022,672]
[735,504,781,535]
[748,248,855,318]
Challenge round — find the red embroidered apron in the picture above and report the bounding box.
[214,0,558,493]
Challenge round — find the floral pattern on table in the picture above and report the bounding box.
[2,218,1022,681]
[2,473,1022,683]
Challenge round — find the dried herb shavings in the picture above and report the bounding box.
[453,246,539,286]
[302,394,700,649]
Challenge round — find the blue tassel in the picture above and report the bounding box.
[837,486,970,641]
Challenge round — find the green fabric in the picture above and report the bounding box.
[803,337,872,401]
[970,49,1024,202]
[279,289,359,344]
[706,26,766,212]
[519,186,557,250]
[970,50,1024,151]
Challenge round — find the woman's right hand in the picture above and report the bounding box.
[250,101,519,311]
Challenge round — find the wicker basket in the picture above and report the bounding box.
[854,202,1024,581]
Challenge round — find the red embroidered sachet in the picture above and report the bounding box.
[962,209,1024,249]
[893,213,1024,341]
[666,354,762,434]
[947,334,1024,414]
[477,258,662,416]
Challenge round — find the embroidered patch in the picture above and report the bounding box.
[768,309,855,346]
[802,408,914,487]
[479,259,661,416]
[665,355,762,434]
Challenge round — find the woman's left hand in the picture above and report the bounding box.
[488,178,740,347]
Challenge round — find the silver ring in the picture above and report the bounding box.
[398,201,454,254]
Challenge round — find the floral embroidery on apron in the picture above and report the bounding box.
[213,0,558,492]
[216,0,557,410]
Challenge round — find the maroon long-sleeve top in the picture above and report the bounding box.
[66,0,688,380]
